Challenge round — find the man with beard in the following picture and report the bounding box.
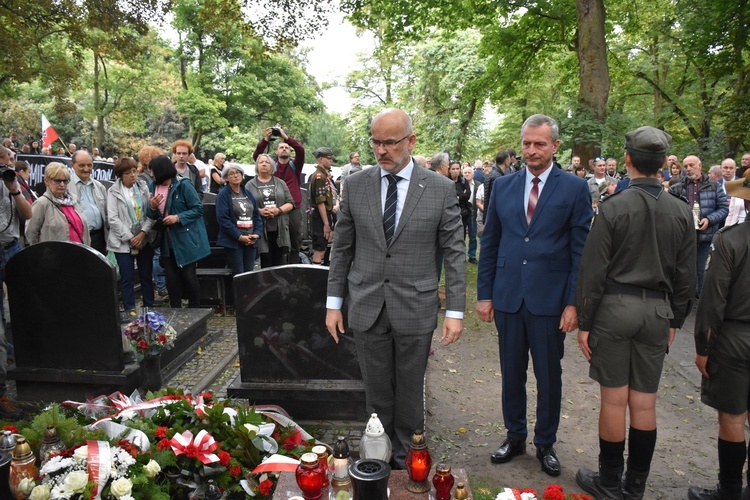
[669,156,728,297]
[254,127,305,263]
[326,108,465,469]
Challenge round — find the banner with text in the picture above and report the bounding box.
[16,154,115,187]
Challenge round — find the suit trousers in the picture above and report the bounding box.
[495,301,565,447]
[354,304,433,468]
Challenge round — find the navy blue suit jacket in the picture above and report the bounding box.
[477,167,592,316]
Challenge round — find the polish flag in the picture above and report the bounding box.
[41,113,60,149]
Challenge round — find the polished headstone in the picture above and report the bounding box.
[228,265,365,419]
[7,241,124,371]
[5,242,213,401]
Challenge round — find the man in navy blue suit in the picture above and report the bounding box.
[477,114,593,477]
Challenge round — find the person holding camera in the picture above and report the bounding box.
[0,146,31,419]
[253,126,305,263]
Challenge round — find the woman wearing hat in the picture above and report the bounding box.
[216,163,262,275]
[148,155,210,308]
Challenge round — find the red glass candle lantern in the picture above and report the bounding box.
[405,429,432,493]
[432,464,455,500]
[296,452,326,500]
[312,445,330,488]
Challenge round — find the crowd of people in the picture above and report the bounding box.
[2,118,750,500]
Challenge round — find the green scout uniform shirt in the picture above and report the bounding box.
[694,221,750,355]
[577,177,697,331]
[311,165,334,213]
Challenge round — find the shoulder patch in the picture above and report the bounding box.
[315,173,322,179]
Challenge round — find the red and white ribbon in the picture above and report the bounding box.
[251,453,300,474]
[170,429,220,465]
[87,440,111,500]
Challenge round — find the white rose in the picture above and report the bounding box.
[73,445,89,462]
[244,423,259,435]
[29,484,51,500]
[64,470,89,493]
[143,459,161,478]
[18,477,36,494]
[110,477,133,498]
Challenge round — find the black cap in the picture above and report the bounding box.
[625,126,671,158]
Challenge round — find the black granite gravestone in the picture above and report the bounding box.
[228,265,366,420]
[6,242,213,400]
[5,242,140,399]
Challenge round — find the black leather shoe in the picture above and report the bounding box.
[536,446,561,476]
[490,438,526,463]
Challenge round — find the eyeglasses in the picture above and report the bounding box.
[368,134,410,150]
[51,178,69,184]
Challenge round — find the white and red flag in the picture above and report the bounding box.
[41,113,60,149]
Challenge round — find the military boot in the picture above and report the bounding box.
[688,483,742,500]
[576,463,624,500]
[621,469,648,500]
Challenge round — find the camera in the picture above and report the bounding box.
[0,167,16,183]
[271,127,282,137]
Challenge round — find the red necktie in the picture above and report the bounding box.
[527,177,540,224]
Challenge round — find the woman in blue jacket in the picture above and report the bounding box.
[148,155,210,308]
[216,164,263,275]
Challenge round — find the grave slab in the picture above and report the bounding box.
[5,242,213,401]
[228,265,366,420]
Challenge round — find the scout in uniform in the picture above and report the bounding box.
[688,176,750,500]
[575,126,697,499]
[310,147,335,265]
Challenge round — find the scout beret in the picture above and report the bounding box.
[625,126,671,158]
[313,147,334,159]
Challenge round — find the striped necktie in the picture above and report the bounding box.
[383,174,400,244]
[527,177,540,224]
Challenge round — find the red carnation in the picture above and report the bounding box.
[158,334,167,343]
[117,439,138,458]
[258,479,273,496]
[137,339,148,350]
[281,429,303,450]
[229,465,242,477]
[218,450,231,467]
[543,484,565,500]
[155,426,168,439]
[157,438,171,451]
[183,443,199,458]
[199,392,213,402]
[2,424,17,433]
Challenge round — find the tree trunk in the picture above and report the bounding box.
[454,98,478,161]
[93,52,105,148]
[574,0,609,167]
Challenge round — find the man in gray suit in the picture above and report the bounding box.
[326,108,466,468]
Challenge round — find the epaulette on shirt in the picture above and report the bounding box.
[717,223,741,235]
[668,191,689,204]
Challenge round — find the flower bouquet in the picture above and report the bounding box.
[14,390,317,498]
[123,310,177,361]
[495,485,592,500]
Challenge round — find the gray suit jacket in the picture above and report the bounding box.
[327,160,466,334]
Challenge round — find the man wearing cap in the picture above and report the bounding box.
[689,177,750,500]
[575,126,697,499]
[310,147,335,265]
